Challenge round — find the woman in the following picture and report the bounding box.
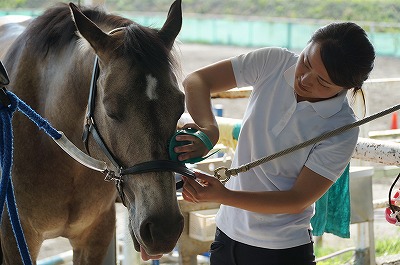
[176,22,375,264]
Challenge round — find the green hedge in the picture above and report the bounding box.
[106,0,400,23]
[1,0,400,24]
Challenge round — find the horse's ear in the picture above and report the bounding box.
[158,0,182,50]
[69,3,110,56]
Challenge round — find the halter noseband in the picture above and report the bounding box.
[82,56,194,206]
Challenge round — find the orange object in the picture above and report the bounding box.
[391,112,398,130]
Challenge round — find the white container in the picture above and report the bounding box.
[189,208,219,242]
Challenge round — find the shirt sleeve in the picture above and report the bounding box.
[305,126,359,182]
[231,47,296,89]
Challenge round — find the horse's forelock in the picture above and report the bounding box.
[123,24,178,75]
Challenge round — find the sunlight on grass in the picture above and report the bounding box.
[315,237,400,265]
[375,237,400,257]
[315,246,354,265]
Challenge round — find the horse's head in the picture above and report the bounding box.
[70,1,185,257]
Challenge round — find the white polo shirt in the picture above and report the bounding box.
[215,47,359,249]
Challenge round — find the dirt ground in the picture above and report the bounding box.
[179,43,400,79]
[36,43,400,263]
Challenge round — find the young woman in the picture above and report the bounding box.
[175,22,375,265]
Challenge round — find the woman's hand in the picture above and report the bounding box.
[182,171,229,203]
[174,123,218,162]
[182,166,335,214]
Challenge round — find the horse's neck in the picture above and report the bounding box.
[9,45,94,145]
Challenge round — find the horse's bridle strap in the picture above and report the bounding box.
[89,122,121,169]
[121,160,195,177]
[121,160,195,190]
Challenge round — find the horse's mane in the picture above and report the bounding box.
[26,3,131,56]
[25,3,177,73]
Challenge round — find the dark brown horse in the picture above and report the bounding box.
[0,1,185,263]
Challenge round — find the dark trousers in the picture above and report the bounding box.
[209,228,316,265]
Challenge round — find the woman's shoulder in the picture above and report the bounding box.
[248,46,296,60]
[233,47,297,73]
[231,47,298,88]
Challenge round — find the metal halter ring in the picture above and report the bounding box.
[103,168,123,183]
[214,166,230,184]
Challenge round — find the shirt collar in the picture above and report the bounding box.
[284,63,348,119]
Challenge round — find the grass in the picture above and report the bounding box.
[315,246,354,265]
[375,237,400,257]
[315,237,400,265]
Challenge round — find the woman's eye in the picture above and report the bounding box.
[318,79,330,88]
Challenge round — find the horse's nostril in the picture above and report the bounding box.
[140,219,154,244]
[139,215,184,254]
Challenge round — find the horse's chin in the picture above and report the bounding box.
[129,226,164,260]
[128,221,161,254]
[126,202,184,259]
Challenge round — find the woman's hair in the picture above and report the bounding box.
[309,22,375,93]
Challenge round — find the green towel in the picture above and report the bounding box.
[311,164,351,238]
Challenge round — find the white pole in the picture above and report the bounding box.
[354,137,400,165]
[123,211,141,265]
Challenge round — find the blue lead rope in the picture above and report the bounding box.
[0,91,61,265]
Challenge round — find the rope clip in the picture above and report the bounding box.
[214,166,230,184]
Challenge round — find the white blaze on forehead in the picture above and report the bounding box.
[146,74,158,100]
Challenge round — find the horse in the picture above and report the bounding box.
[0,0,186,263]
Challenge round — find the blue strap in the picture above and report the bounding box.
[8,92,61,140]
[0,91,62,265]
[0,100,32,265]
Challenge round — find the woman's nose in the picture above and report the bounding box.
[301,72,313,87]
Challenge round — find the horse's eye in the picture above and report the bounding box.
[103,96,124,121]
[106,111,121,121]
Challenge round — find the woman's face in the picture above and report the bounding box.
[294,42,344,102]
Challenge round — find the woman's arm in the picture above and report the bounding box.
[182,166,333,214]
[177,59,237,161]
